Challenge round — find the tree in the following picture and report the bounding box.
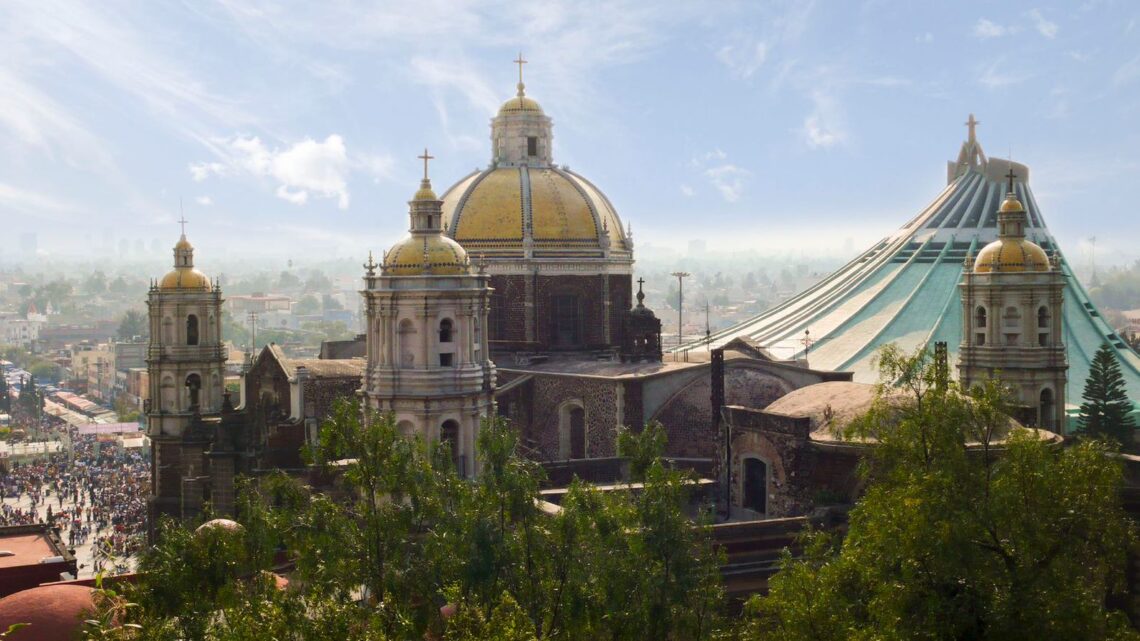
[0,376,9,413]
[739,345,1138,641]
[276,270,302,291]
[118,402,725,640]
[294,294,320,316]
[117,309,148,341]
[1078,343,1138,446]
[17,376,39,419]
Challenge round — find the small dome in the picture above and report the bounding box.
[413,185,438,201]
[974,239,1050,273]
[159,268,212,290]
[174,236,194,250]
[999,192,1025,213]
[0,585,96,641]
[195,518,244,535]
[498,85,543,115]
[384,233,470,276]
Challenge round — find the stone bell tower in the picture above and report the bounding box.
[361,151,496,476]
[959,171,1067,432]
[146,223,226,524]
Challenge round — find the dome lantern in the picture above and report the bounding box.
[159,216,212,290]
[973,167,1050,273]
[382,150,470,277]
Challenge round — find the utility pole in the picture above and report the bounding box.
[247,312,259,354]
[671,271,690,352]
[705,298,711,351]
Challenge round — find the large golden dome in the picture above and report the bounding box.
[384,233,470,276]
[441,166,628,256]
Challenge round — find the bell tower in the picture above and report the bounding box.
[146,223,226,523]
[362,152,496,476]
[959,173,1067,432]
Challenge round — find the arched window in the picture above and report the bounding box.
[161,376,175,412]
[1037,306,1050,328]
[439,318,453,343]
[185,373,202,409]
[569,408,586,459]
[440,420,460,469]
[558,402,587,459]
[742,457,768,514]
[398,319,417,367]
[975,306,987,328]
[186,315,199,346]
[1039,388,1054,430]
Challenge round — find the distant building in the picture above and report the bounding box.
[0,524,78,597]
[226,294,292,315]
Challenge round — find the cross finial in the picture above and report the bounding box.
[514,52,527,85]
[418,148,434,181]
[178,215,188,236]
[965,113,979,143]
[1005,167,1018,193]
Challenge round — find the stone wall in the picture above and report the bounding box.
[652,365,795,459]
[724,406,862,518]
[489,273,631,351]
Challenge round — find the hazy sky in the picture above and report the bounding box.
[2,1,1138,268]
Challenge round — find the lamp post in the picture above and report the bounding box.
[671,271,690,352]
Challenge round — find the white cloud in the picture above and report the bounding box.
[193,134,357,209]
[915,32,934,43]
[973,18,1009,39]
[680,184,695,197]
[0,182,79,215]
[1113,54,1140,88]
[189,162,225,182]
[717,39,769,79]
[195,196,213,206]
[800,91,846,149]
[978,61,1026,89]
[1028,9,1058,38]
[704,165,750,203]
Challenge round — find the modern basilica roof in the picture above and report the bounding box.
[681,116,1140,413]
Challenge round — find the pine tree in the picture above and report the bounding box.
[1078,343,1138,445]
[0,375,9,413]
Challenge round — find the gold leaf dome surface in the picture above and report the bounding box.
[498,94,544,116]
[159,268,212,290]
[973,239,1050,273]
[440,166,628,254]
[384,233,470,276]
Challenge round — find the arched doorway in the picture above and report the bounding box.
[440,420,460,469]
[558,402,587,459]
[1039,388,1054,430]
[742,457,768,514]
[185,373,202,409]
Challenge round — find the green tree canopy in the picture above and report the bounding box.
[740,345,1139,641]
[121,403,723,640]
[1078,343,1138,446]
[117,309,148,341]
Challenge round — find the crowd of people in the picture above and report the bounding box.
[0,419,149,575]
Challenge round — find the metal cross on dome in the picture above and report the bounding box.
[514,52,527,84]
[418,148,434,181]
[177,215,188,236]
[1005,167,1018,193]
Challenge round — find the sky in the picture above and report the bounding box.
[2,0,1139,269]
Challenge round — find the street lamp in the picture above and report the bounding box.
[671,271,690,352]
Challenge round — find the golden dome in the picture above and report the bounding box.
[999,192,1025,213]
[440,166,628,255]
[414,185,438,201]
[174,236,193,250]
[159,267,212,290]
[973,238,1050,273]
[384,233,470,276]
[498,95,544,115]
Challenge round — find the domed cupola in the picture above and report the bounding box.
[383,149,471,277]
[159,224,212,290]
[974,170,1050,274]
